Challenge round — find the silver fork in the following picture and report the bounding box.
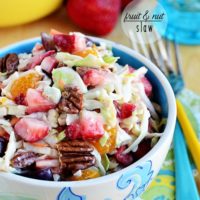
[128,30,199,199]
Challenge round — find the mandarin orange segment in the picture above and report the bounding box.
[75,47,98,58]
[91,127,117,155]
[10,72,42,99]
[69,168,100,181]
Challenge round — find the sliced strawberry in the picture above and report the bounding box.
[66,119,82,140]
[26,89,55,114]
[115,145,134,166]
[53,33,86,53]
[81,118,104,140]
[14,118,49,142]
[27,50,55,69]
[66,111,104,140]
[82,69,107,87]
[41,56,58,74]
[120,103,136,119]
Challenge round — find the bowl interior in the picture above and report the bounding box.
[0,37,175,187]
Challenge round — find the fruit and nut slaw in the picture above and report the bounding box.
[0,31,164,181]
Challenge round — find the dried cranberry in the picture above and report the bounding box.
[133,139,151,161]
[114,101,136,119]
[115,145,134,166]
[120,103,136,119]
[14,93,26,105]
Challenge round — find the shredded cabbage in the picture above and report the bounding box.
[0,120,17,172]
[137,83,159,120]
[43,86,61,104]
[56,52,82,67]
[123,102,150,154]
[56,52,118,68]
[24,142,58,157]
[52,67,87,93]
[91,148,106,175]
[116,125,132,147]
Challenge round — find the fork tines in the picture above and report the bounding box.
[128,29,176,75]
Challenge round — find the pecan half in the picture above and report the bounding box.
[11,152,37,169]
[58,87,83,114]
[0,53,19,74]
[56,140,95,173]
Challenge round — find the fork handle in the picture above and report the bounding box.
[174,121,199,200]
[176,99,200,173]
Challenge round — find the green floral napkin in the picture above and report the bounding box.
[142,89,200,200]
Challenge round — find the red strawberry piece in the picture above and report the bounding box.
[41,56,58,74]
[66,0,120,36]
[53,34,86,53]
[26,89,55,114]
[14,118,49,142]
[115,145,134,166]
[81,118,104,140]
[82,69,107,87]
[27,50,55,69]
[66,119,82,140]
[66,113,104,140]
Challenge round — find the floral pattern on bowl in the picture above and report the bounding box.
[57,160,153,200]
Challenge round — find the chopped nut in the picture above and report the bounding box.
[56,140,95,174]
[58,87,83,114]
[11,151,37,168]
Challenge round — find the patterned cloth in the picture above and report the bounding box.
[141,89,200,200]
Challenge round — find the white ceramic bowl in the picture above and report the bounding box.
[0,37,176,200]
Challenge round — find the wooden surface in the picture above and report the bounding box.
[0,7,200,94]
